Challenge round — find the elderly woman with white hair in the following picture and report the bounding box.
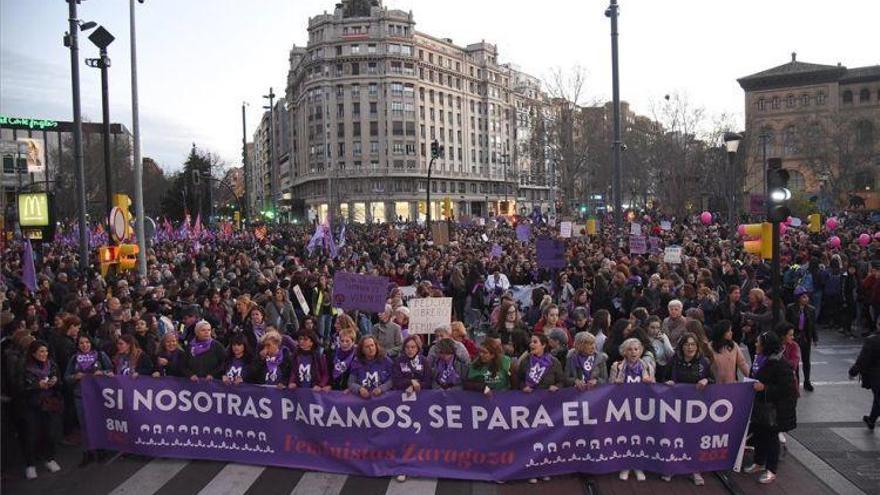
[610,337,655,482]
[566,331,608,390]
[183,320,226,381]
[662,299,688,347]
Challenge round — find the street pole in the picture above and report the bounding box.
[241,102,249,221]
[727,151,736,227]
[761,134,768,212]
[427,156,435,232]
[771,219,781,328]
[67,0,89,271]
[607,0,623,229]
[262,88,276,216]
[98,48,114,243]
[129,0,147,276]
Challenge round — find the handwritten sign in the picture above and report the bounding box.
[649,236,662,254]
[630,223,642,236]
[332,272,389,313]
[407,297,452,334]
[560,221,572,238]
[629,235,647,255]
[664,246,683,264]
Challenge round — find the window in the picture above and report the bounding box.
[388,44,400,54]
[817,92,826,105]
[353,122,361,136]
[391,82,403,96]
[405,122,415,135]
[771,97,780,109]
[369,83,378,97]
[370,141,379,153]
[860,88,871,103]
[370,122,378,136]
[405,143,416,155]
[337,123,345,137]
[842,90,853,104]
[351,84,360,97]
[352,102,360,117]
[783,126,797,155]
[351,44,361,54]
[401,45,413,56]
[2,156,14,173]
[787,170,806,193]
[368,44,377,54]
[392,121,404,136]
[801,94,809,106]
[337,103,345,117]
[369,102,378,116]
[351,63,359,75]
[391,101,404,115]
[336,64,343,77]
[392,142,404,154]
[336,85,344,97]
[368,63,377,74]
[337,143,345,155]
[336,46,342,56]
[786,94,795,108]
[353,142,362,154]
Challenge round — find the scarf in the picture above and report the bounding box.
[190,338,214,357]
[526,353,553,388]
[435,356,460,388]
[399,354,425,375]
[332,347,356,380]
[225,357,245,379]
[75,351,99,372]
[29,360,51,379]
[575,353,595,380]
[751,354,768,378]
[296,353,314,387]
[252,322,266,342]
[264,351,282,384]
[623,359,644,383]
[115,354,132,376]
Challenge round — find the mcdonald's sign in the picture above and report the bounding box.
[18,193,49,227]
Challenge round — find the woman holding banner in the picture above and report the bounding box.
[152,332,186,378]
[249,332,292,387]
[63,334,112,467]
[184,321,226,381]
[565,331,608,390]
[493,301,529,358]
[464,337,512,394]
[430,339,467,390]
[328,327,358,390]
[288,331,329,390]
[610,337,655,482]
[663,332,714,485]
[347,336,393,397]
[392,336,432,392]
[111,335,153,377]
[744,331,797,484]
[221,334,252,384]
[19,340,63,480]
[516,334,565,484]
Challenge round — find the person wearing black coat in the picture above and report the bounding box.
[183,321,226,380]
[18,340,64,480]
[744,331,797,484]
[249,333,292,387]
[785,287,818,391]
[849,319,880,430]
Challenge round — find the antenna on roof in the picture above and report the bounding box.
[791,52,797,62]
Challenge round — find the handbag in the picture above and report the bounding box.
[751,393,777,429]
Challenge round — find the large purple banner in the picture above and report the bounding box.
[82,377,753,481]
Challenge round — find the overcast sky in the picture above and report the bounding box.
[1,0,877,174]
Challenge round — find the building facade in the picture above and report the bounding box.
[738,54,880,209]
[263,0,548,223]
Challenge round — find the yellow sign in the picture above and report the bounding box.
[18,193,49,227]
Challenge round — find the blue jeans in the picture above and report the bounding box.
[319,314,334,343]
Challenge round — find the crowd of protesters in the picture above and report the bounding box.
[2,208,879,485]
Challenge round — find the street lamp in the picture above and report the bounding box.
[426,139,443,233]
[723,131,742,227]
[130,0,147,276]
[63,1,97,270]
[85,25,116,243]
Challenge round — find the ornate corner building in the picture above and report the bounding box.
[738,53,879,210]
[249,0,552,223]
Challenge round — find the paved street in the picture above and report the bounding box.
[3,327,876,495]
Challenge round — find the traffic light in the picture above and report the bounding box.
[116,244,139,272]
[766,158,791,223]
[97,245,119,277]
[112,193,133,242]
[579,204,587,214]
[442,197,452,218]
[808,213,821,233]
[586,219,597,235]
[741,222,773,259]
[430,140,443,159]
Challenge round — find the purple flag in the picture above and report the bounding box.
[81,376,755,481]
[516,224,531,242]
[306,224,325,256]
[21,239,37,292]
[332,271,389,313]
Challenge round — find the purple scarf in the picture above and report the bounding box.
[575,353,595,380]
[190,338,214,357]
[225,357,245,379]
[296,353,314,387]
[332,347,356,380]
[751,354,767,378]
[526,353,553,388]
[399,354,425,375]
[75,351,98,372]
[435,356,460,388]
[623,359,644,383]
[115,354,132,376]
[252,322,266,342]
[264,351,282,384]
[29,360,51,379]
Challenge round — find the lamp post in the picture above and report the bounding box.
[262,88,276,215]
[241,102,250,221]
[85,26,115,244]
[723,132,742,228]
[606,0,623,229]
[427,139,443,233]
[129,0,147,275]
[63,1,96,270]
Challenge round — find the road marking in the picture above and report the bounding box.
[810,381,859,386]
[198,464,266,495]
[291,472,348,495]
[385,477,438,495]
[110,458,188,495]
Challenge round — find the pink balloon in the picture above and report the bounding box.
[737,224,747,237]
[779,223,788,236]
[859,233,871,247]
[825,217,838,230]
[875,231,880,240]
[700,212,712,225]
[828,236,841,248]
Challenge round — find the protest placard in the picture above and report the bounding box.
[332,272,389,313]
[664,246,683,264]
[481,233,489,242]
[536,237,566,269]
[630,222,642,236]
[660,221,672,231]
[408,297,452,334]
[560,221,572,238]
[292,285,310,315]
[432,223,450,245]
[648,236,662,254]
[490,243,503,259]
[629,235,647,254]
[516,223,531,242]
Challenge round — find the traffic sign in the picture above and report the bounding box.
[110,207,127,242]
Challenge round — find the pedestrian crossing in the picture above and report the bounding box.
[91,457,500,495]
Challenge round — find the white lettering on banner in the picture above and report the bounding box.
[293,285,310,314]
[407,297,452,334]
